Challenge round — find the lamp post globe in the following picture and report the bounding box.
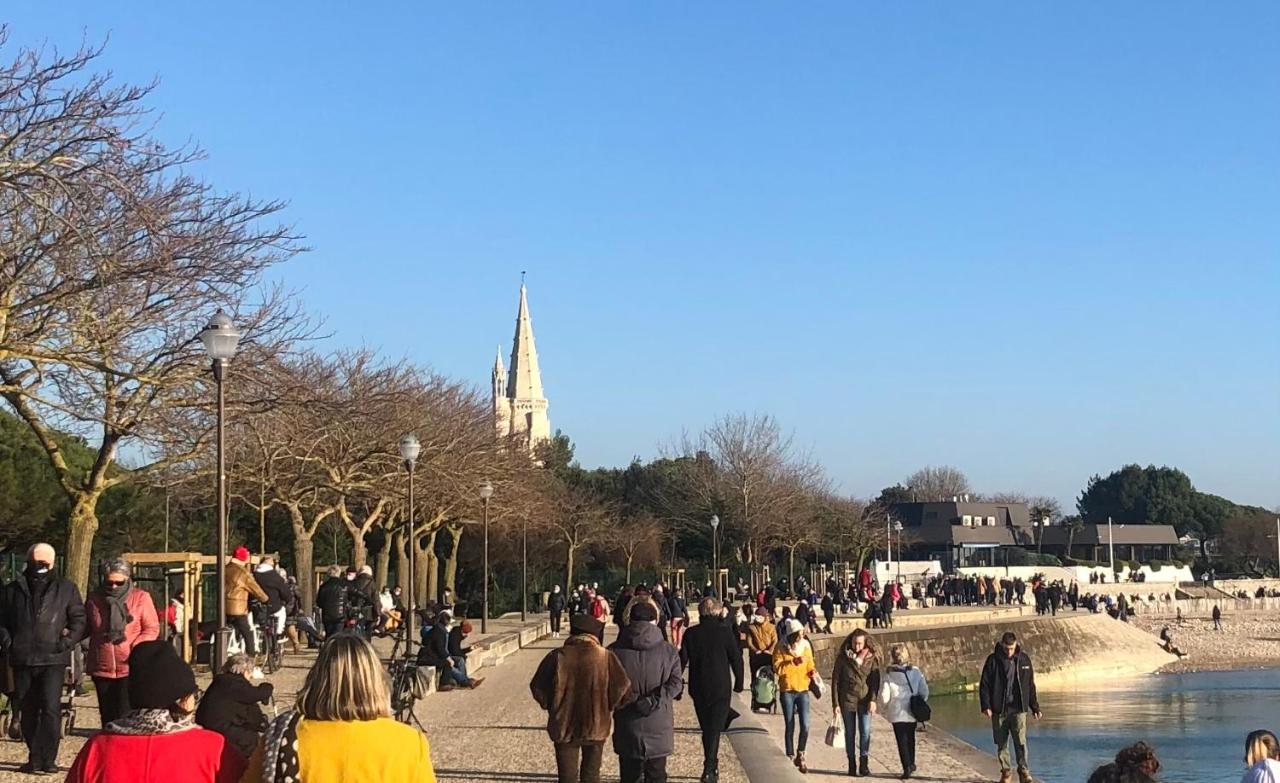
[480,481,494,633]
[399,433,420,656]
[199,310,240,674]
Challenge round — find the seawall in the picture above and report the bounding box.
[813,613,1176,695]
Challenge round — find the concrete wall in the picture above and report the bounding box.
[812,613,1175,696]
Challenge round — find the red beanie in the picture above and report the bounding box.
[234,546,250,562]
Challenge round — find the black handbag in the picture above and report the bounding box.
[904,667,931,722]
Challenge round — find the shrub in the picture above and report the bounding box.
[1034,553,1062,567]
[1127,560,1142,572]
[1149,561,1163,572]
[1170,559,1185,568]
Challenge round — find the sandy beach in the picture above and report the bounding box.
[1132,611,1280,674]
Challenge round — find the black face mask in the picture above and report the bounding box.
[25,561,51,580]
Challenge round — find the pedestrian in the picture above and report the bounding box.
[745,607,778,690]
[85,558,159,726]
[831,628,880,777]
[530,614,632,783]
[680,597,741,783]
[878,643,927,780]
[1213,604,1224,631]
[820,593,835,634]
[242,634,437,783]
[668,589,690,648]
[195,652,273,761]
[549,585,566,637]
[0,542,86,774]
[225,546,268,667]
[608,599,682,783]
[66,639,245,783]
[1242,730,1280,783]
[979,631,1041,783]
[316,565,348,639]
[773,617,816,774]
[1086,741,1161,783]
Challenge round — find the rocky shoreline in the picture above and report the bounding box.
[1131,612,1280,674]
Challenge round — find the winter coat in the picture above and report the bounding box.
[348,574,376,620]
[608,622,683,760]
[831,638,881,712]
[668,595,688,621]
[680,615,741,704]
[315,577,348,624]
[745,620,778,655]
[773,637,816,693]
[224,560,268,618]
[447,626,470,658]
[85,587,160,679]
[796,604,813,625]
[0,571,86,667]
[530,633,632,744]
[65,725,245,783]
[417,623,452,668]
[878,664,928,724]
[196,673,273,760]
[547,591,566,614]
[251,566,289,616]
[979,643,1039,714]
[1242,758,1280,783]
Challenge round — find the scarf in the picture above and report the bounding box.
[104,584,133,644]
[106,708,198,736]
[263,709,304,783]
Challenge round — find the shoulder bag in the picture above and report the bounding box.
[904,667,931,722]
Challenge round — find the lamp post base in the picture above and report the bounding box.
[213,626,233,673]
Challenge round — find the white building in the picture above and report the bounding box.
[492,283,551,451]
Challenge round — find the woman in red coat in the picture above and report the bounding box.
[84,559,160,725]
[66,640,245,783]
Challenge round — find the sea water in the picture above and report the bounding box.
[929,669,1280,783]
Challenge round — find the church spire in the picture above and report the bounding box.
[506,283,545,400]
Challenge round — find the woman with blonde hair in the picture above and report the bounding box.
[878,643,928,780]
[773,618,816,773]
[242,634,435,783]
[1242,730,1280,783]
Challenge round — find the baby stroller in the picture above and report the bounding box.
[751,666,778,714]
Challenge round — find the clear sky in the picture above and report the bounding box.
[8,3,1278,510]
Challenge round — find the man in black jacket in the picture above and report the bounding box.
[547,585,566,637]
[0,543,86,774]
[417,611,478,690]
[315,566,348,638]
[680,597,742,783]
[979,631,1042,783]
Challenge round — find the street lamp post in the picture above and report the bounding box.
[399,434,421,657]
[521,510,528,623]
[711,516,721,596]
[480,481,494,634]
[894,520,904,583]
[1107,516,1116,574]
[199,311,241,674]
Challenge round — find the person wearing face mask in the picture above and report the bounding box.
[0,542,87,774]
[85,558,160,725]
[744,607,778,693]
[832,629,881,777]
[548,585,566,638]
[416,610,476,690]
[608,598,682,783]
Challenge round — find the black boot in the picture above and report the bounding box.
[849,760,859,777]
[859,755,870,776]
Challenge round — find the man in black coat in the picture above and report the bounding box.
[0,543,86,774]
[315,566,348,638]
[979,631,1042,783]
[609,601,682,783]
[680,597,742,783]
[547,585,566,637]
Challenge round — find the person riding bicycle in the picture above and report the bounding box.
[249,556,289,671]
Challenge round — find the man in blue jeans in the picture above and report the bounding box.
[832,628,881,776]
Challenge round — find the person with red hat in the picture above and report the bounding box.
[225,546,268,674]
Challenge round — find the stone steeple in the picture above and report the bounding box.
[492,283,550,450]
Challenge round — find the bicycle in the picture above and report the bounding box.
[252,607,285,676]
[386,656,427,729]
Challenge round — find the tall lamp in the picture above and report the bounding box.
[399,434,421,656]
[710,515,720,597]
[480,481,494,633]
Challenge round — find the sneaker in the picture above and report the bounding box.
[251,667,264,680]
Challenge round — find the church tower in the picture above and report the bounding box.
[492,283,551,451]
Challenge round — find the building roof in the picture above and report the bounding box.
[1039,523,1181,547]
[505,284,545,401]
[903,522,1036,548]
[894,501,1032,529]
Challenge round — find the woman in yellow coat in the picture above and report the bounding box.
[241,634,435,783]
[773,618,817,773]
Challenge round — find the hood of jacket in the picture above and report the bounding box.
[992,641,1024,657]
[616,621,664,651]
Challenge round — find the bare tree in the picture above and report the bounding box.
[605,513,665,585]
[543,483,613,589]
[904,465,972,502]
[0,38,304,590]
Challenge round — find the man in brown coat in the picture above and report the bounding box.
[531,614,632,783]
[224,546,268,663]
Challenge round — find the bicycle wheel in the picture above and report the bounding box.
[269,634,284,673]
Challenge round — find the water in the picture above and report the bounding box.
[929,669,1280,783]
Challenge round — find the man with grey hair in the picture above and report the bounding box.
[315,564,349,638]
[0,543,86,774]
[680,596,743,783]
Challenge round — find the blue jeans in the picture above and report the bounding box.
[841,707,872,763]
[444,655,470,687]
[780,690,811,756]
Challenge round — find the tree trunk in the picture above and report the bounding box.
[442,526,463,593]
[565,544,575,591]
[375,533,391,590]
[414,535,430,609]
[625,553,634,585]
[424,530,439,602]
[295,536,316,613]
[394,530,409,595]
[350,533,368,571]
[64,492,102,596]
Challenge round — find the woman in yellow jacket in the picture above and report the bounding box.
[773,618,816,773]
[241,634,435,783]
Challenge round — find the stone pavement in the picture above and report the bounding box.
[727,691,1002,783]
[417,631,751,783]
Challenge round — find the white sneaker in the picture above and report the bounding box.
[251,667,264,680]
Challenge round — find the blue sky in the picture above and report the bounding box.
[9,3,1278,509]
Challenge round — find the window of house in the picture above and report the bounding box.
[986,516,996,526]
[962,515,973,526]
